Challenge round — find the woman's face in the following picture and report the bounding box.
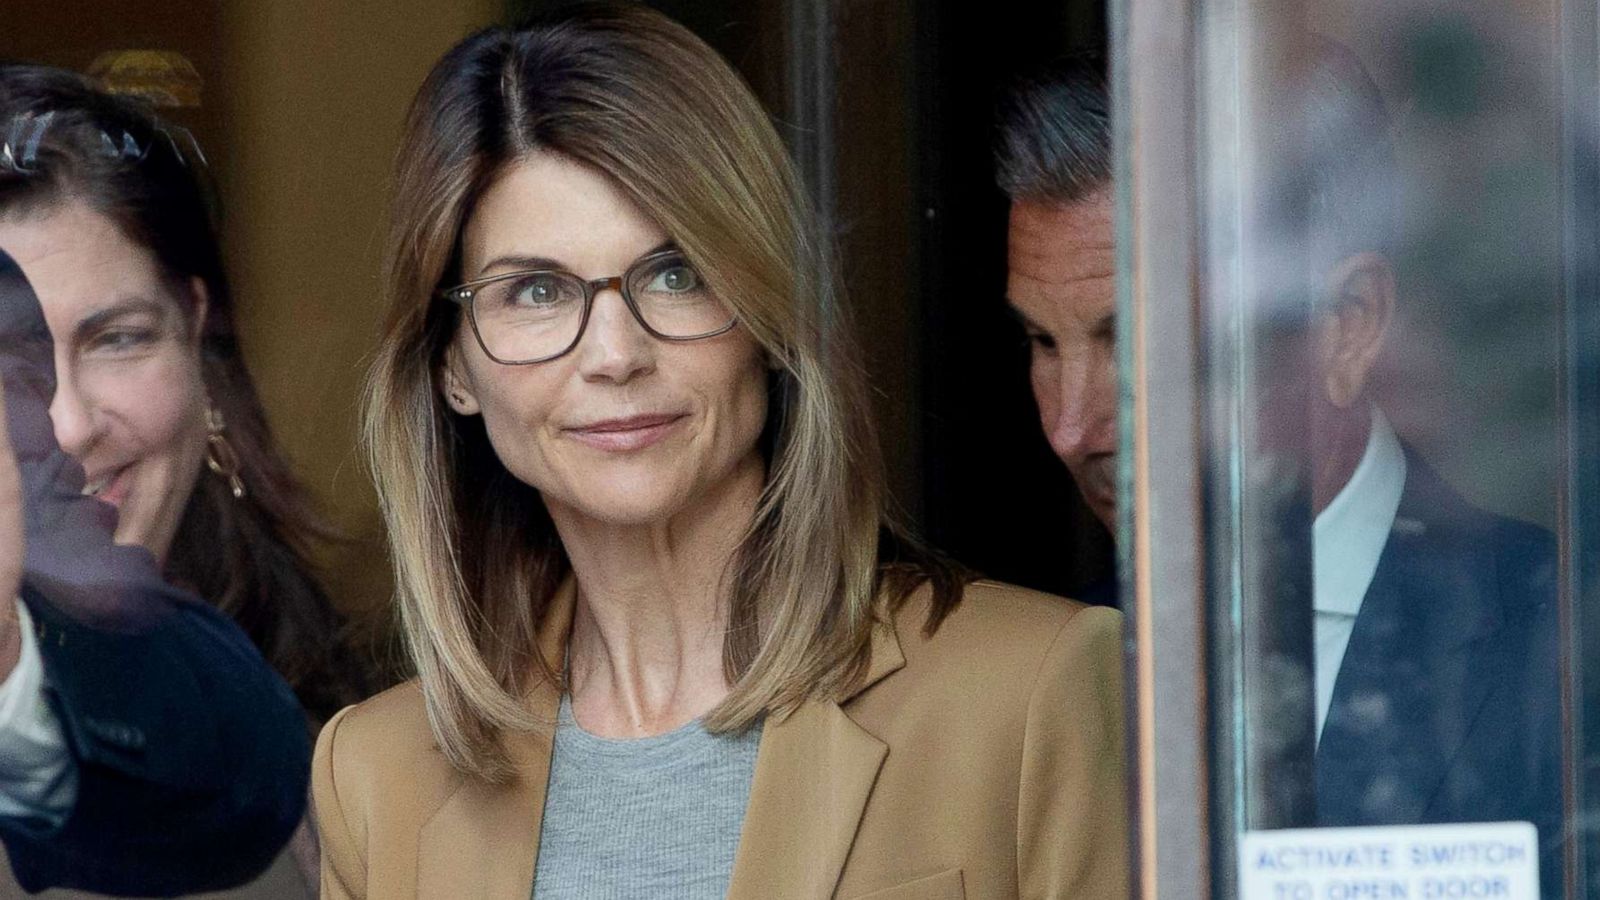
[447,153,768,528]
[0,201,210,561]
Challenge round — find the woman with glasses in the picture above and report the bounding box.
[317,4,1127,897]
[0,65,368,897]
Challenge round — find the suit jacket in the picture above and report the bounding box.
[313,579,1128,899]
[0,590,314,896]
[1317,454,1561,886]
[0,251,311,895]
[0,838,314,900]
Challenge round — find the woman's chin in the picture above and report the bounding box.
[549,484,691,529]
[110,523,155,555]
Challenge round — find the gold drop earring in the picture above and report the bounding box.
[205,406,246,500]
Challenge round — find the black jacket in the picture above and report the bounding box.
[1316,453,1561,894]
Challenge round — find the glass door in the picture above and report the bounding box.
[1122,0,1600,896]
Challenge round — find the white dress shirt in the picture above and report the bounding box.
[0,599,75,826]
[1312,406,1407,744]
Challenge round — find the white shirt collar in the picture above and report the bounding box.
[1313,406,1407,617]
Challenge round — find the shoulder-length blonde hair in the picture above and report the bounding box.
[365,1,962,780]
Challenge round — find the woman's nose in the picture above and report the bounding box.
[48,365,103,459]
[575,287,656,384]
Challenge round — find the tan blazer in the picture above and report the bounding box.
[312,580,1128,899]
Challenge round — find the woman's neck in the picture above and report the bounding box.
[549,454,763,738]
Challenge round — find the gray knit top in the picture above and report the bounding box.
[531,694,763,899]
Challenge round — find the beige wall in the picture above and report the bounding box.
[215,2,497,635]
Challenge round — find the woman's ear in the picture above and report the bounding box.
[440,344,482,416]
[186,276,210,347]
[1315,252,1395,409]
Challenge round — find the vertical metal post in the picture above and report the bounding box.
[1123,0,1321,895]
[1559,0,1599,893]
[1194,5,1246,892]
[1116,0,1211,895]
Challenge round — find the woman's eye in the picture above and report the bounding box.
[87,328,156,354]
[511,275,569,306]
[1026,331,1058,352]
[645,262,702,293]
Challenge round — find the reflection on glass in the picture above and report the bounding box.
[1185,6,1577,897]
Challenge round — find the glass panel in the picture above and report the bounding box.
[1166,0,1600,895]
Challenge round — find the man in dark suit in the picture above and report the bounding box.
[996,46,1562,880]
[0,249,311,895]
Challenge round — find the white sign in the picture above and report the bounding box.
[1239,822,1538,899]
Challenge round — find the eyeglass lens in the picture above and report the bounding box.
[467,253,732,363]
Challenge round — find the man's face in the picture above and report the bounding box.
[1007,188,1117,529]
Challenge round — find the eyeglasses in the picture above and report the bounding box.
[440,249,738,365]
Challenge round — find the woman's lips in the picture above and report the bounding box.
[81,466,131,509]
[564,414,686,452]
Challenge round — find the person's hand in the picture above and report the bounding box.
[0,253,50,676]
[0,387,20,680]
[0,249,162,633]
[0,385,20,609]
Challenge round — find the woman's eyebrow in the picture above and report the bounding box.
[74,298,167,340]
[474,254,565,278]
[473,240,679,280]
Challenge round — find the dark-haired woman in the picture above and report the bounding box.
[0,64,369,897]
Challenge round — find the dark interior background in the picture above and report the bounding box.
[909,1,1111,598]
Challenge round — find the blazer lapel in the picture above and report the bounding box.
[1316,461,1503,825]
[416,579,576,898]
[726,617,906,900]
[413,583,908,900]
[415,724,555,898]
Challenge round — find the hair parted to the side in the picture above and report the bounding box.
[995,49,1111,205]
[995,41,1396,281]
[365,1,965,781]
[0,64,369,724]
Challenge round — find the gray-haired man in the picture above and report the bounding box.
[996,48,1561,886]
